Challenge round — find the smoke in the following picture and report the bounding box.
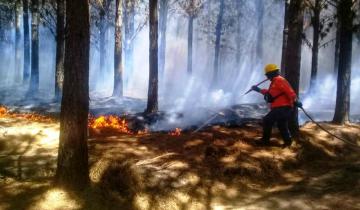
[0,0,359,130]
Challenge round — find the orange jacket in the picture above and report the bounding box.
[260,76,297,109]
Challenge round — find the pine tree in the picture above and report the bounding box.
[14,0,22,83]
[22,0,30,83]
[113,0,124,97]
[283,0,304,134]
[333,0,354,124]
[211,0,225,88]
[55,0,90,190]
[146,0,159,114]
[28,0,40,94]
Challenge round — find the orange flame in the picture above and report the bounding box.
[0,106,8,117]
[0,106,54,123]
[169,128,182,136]
[88,115,132,135]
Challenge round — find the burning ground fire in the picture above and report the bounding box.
[1,106,183,137]
[89,115,182,136]
[88,115,133,135]
[0,106,136,135]
[0,106,55,123]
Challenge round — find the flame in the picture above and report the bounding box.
[0,106,8,117]
[169,128,182,136]
[1,106,147,136]
[0,106,54,123]
[88,115,132,134]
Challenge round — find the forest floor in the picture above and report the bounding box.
[1,113,360,210]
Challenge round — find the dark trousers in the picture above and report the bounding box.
[262,106,292,144]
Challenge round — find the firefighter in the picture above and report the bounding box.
[251,64,302,147]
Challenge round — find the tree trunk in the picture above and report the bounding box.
[284,0,304,135]
[124,0,135,77]
[23,0,30,84]
[333,0,353,124]
[187,16,194,74]
[280,0,290,74]
[55,0,65,100]
[146,0,159,114]
[334,22,340,75]
[55,0,90,191]
[309,0,320,92]
[212,0,225,88]
[159,0,168,78]
[113,0,123,97]
[29,0,40,93]
[15,0,22,83]
[256,0,264,63]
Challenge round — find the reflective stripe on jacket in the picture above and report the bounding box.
[260,76,297,109]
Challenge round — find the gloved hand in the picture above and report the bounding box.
[264,93,274,103]
[294,101,303,108]
[251,86,261,92]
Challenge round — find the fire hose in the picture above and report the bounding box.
[194,105,359,149]
[299,106,360,148]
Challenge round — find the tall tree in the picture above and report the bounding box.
[281,0,290,74]
[28,0,40,93]
[159,0,168,77]
[179,0,204,75]
[333,0,353,124]
[283,0,304,134]
[99,0,111,75]
[55,0,90,190]
[55,0,65,100]
[309,0,321,92]
[334,21,340,74]
[113,0,124,97]
[15,0,22,83]
[23,0,30,83]
[146,0,159,114]
[211,0,225,88]
[306,0,333,92]
[124,0,135,77]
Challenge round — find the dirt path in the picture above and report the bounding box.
[1,117,359,210]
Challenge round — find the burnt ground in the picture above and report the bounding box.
[0,114,360,210]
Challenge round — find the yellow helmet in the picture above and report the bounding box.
[264,64,280,74]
